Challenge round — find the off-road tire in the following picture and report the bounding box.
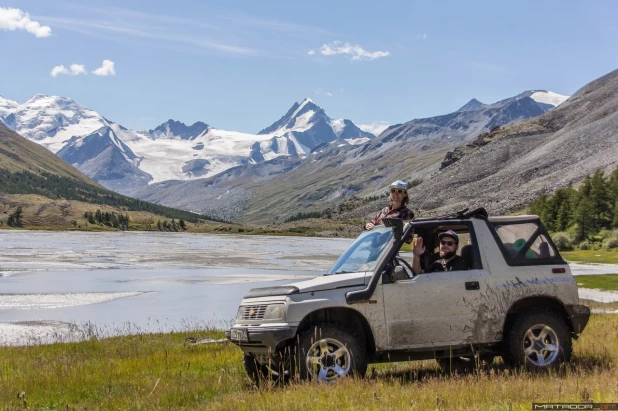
[243,353,265,386]
[296,323,367,382]
[243,353,289,387]
[504,308,572,371]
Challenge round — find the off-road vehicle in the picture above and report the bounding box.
[226,208,590,383]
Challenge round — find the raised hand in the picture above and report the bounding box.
[413,236,425,256]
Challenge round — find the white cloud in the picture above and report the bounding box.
[307,49,315,55]
[318,41,390,61]
[416,33,427,40]
[50,63,88,77]
[358,121,390,136]
[50,65,68,77]
[325,92,333,97]
[69,64,87,75]
[92,59,116,76]
[0,7,52,38]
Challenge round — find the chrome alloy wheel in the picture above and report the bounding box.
[522,324,560,366]
[306,338,352,382]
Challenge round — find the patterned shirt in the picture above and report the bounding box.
[367,205,414,228]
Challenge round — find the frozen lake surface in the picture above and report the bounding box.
[1,230,617,345]
[0,230,350,345]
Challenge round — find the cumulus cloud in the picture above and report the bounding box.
[307,49,315,55]
[69,64,87,75]
[50,64,87,77]
[318,41,390,61]
[416,33,427,39]
[358,121,390,136]
[50,65,68,77]
[92,60,116,76]
[0,7,52,38]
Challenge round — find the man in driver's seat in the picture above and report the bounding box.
[412,230,469,274]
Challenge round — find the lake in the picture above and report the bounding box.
[0,230,350,345]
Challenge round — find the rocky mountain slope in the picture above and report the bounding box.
[402,68,618,216]
[130,91,568,222]
[0,124,101,185]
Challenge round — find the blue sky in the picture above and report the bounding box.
[1,0,618,134]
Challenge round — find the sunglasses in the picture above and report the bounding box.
[390,189,406,194]
[440,240,455,246]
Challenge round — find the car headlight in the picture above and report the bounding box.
[263,304,285,320]
[236,304,285,321]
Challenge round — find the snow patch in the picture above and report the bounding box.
[330,119,345,136]
[345,137,370,145]
[530,91,569,107]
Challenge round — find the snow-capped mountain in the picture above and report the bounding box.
[1,94,109,153]
[255,98,373,160]
[0,95,19,129]
[130,90,571,222]
[149,119,211,140]
[1,94,374,193]
[376,90,569,147]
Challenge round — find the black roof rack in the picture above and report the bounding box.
[412,207,488,222]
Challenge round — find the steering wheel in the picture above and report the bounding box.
[394,256,415,278]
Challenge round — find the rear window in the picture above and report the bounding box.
[490,220,563,266]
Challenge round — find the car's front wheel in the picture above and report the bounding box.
[504,308,572,370]
[243,352,292,386]
[297,323,367,382]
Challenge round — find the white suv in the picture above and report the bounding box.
[226,208,590,384]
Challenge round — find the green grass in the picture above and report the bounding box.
[1,315,617,410]
[561,249,618,264]
[576,274,618,291]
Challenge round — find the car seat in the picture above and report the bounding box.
[460,244,474,269]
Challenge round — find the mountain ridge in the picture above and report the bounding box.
[1,95,374,192]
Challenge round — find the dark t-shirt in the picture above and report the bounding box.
[425,255,469,273]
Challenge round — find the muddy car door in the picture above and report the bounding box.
[381,222,496,349]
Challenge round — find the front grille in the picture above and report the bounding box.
[241,304,268,320]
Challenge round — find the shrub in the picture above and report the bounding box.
[604,237,618,250]
[578,240,590,250]
[552,232,573,251]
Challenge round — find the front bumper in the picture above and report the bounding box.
[225,324,297,354]
[565,304,591,336]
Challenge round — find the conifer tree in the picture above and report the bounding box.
[589,170,611,231]
[572,176,594,242]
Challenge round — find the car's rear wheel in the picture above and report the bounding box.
[504,309,571,370]
[296,323,367,382]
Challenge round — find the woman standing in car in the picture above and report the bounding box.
[364,180,414,230]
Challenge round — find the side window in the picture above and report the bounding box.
[491,221,561,265]
[405,223,482,273]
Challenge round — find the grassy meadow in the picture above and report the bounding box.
[576,274,618,291]
[1,314,617,410]
[562,249,618,265]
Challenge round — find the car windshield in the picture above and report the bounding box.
[327,226,394,275]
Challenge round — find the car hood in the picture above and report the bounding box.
[285,272,369,293]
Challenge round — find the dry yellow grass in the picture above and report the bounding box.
[0,314,616,410]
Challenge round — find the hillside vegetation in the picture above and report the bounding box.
[0,124,229,229]
[529,167,618,251]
